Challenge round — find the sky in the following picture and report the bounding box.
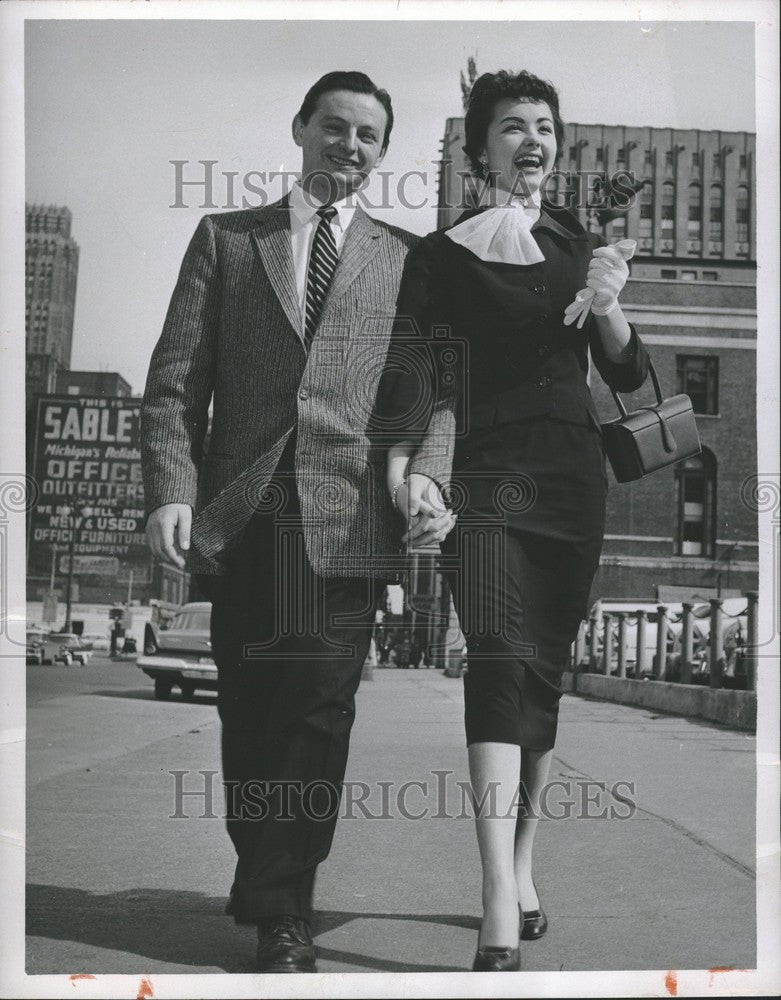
[24,17,757,395]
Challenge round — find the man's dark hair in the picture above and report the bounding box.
[298,71,394,152]
[463,70,565,178]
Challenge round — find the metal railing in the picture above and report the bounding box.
[571,592,758,691]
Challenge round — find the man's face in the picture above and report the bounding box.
[293,89,388,202]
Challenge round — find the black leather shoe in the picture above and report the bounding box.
[521,905,548,940]
[472,945,521,971]
[256,915,316,973]
[520,887,548,940]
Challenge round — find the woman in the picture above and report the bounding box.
[376,70,649,971]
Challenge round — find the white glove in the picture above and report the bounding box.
[564,239,636,328]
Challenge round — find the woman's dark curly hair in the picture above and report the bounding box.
[463,70,565,179]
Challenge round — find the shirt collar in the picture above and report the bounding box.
[289,182,357,232]
[450,201,589,242]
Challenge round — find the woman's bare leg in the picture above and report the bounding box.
[468,741,522,946]
[514,747,554,911]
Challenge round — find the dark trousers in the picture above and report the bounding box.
[198,474,383,923]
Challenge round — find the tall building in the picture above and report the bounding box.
[25,204,80,398]
[435,113,758,601]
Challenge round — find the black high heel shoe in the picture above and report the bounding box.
[520,884,548,940]
[472,945,521,972]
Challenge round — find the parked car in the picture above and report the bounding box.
[81,632,110,653]
[26,630,45,665]
[586,601,686,678]
[56,633,93,666]
[136,602,216,700]
[25,628,73,666]
[686,599,749,687]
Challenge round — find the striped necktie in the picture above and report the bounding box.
[304,206,339,348]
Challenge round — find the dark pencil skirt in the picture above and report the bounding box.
[440,418,608,751]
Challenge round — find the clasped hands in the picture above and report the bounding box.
[394,473,457,547]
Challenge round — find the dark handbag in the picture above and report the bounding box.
[601,360,701,482]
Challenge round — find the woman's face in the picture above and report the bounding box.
[482,98,558,198]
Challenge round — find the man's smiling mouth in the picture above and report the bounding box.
[327,155,360,168]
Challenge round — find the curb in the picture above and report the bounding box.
[563,671,756,731]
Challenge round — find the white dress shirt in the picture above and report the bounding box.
[288,183,357,329]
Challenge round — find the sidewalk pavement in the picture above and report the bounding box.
[26,667,755,976]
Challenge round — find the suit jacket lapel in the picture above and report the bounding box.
[250,197,304,344]
[326,207,381,305]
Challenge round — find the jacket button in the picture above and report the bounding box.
[532,283,546,295]
[299,389,309,400]
[536,375,552,388]
[536,344,550,357]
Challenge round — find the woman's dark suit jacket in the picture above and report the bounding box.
[375,203,650,497]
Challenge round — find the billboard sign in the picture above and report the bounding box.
[27,396,149,586]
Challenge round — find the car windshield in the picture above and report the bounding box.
[171,611,211,632]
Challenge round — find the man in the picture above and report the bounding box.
[141,71,453,973]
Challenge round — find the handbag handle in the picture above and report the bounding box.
[610,358,663,418]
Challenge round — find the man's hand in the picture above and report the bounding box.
[145,503,192,569]
[396,473,457,547]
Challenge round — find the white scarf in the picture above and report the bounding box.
[445,197,545,266]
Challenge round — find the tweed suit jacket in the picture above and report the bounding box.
[141,197,435,577]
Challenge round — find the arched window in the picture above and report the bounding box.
[709,184,723,240]
[687,183,702,238]
[736,186,749,244]
[675,450,716,557]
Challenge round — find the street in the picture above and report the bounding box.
[26,656,756,975]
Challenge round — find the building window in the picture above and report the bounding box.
[713,151,721,171]
[644,149,653,166]
[681,270,697,280]
[677,355,719,414]
[616,146,626,164]
[709,184,723,240]
[639,181,654,239]
[736,185,749,243]
[595,146,604,163]
[611,216,627,237]
[687,182,702,237]
[660,181,675,230]
[675,450,716,558]
[568,145,577,161]
[639,181,653,217]
[701,271,719,281]
[661,269,677,279]
[739,153,747,170]
[691,151,700,168]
